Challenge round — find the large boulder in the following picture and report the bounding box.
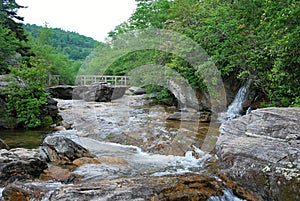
[0,148,48,186]
[216,107,300,201]
[47,83,126,102]
[41,135,94,162]
[128,86,146,95]
[46,85,75,100]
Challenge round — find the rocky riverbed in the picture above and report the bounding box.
[0,92,242,201]
[0,91,299,200]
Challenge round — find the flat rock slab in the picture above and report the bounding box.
[49,174,224,201]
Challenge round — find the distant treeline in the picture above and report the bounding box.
[23,24,98,61]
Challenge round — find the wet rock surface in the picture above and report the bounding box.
[49,174,225,201]
[216,107,300,201]
[0,148,48,186]
[167,111,211,122]
[56,94,214,156]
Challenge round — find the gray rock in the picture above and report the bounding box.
[48,83,126,102]
[0,148,48,185]
[0,138,9,150]
[46,85,74,100]
[129,86,146,95]
[216,107,300,201]
[42,135,94,162]
[168,80,199,110]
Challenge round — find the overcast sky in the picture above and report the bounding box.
[16,0,137,41]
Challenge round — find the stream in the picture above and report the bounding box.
[0,92,247,200]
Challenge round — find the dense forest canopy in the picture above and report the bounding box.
[104,0,300,107]
[0,0,299,128]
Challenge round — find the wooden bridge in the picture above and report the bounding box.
[47,75,130,87]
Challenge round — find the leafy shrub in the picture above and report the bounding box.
[5,57,50,128]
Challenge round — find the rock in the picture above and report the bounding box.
[72,157,100,166]
[96,157,129,165]
[216,107,300,201]
[2,182,47,201]
[52,126,66,131]
[0,148,48,185]
[129,86,146,95]
[49,174,224,201]
[44,97,61,124]
[46,85,75,100]
[74,83,126,102]
[111,86,127,100]
[42,166,71,182]
[42,135,94,162]
[168,80,199,110]
[73,157,128,166]
[167,111,211,122]
[48,83,126,102]
[0,138,9,149]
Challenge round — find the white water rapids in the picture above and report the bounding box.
[0,92,248,200]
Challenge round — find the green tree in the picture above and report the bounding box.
[0,24,21,74]
[5,57,50,128]
[0,0,32,70]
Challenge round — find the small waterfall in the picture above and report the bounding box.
[207,188,247,201]
[0,188,3,200]
[219,81,251,121]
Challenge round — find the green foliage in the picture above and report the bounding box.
[5,57,50,128]
[106,0,300,107]
[23,23,99,61]
[26,25,82,84]
[0,0,32,74]
[0,24,21,73]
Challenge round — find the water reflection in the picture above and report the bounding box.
[0,129,51,149]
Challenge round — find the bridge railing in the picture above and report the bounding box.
[47,75,60,86]
[75,75,130,86]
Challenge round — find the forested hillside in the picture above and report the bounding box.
[103,0,299,107]
[23,24,98,61]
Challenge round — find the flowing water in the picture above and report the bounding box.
[0,92,247,200]
[0,188,3,201]
[219,81,251,121]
